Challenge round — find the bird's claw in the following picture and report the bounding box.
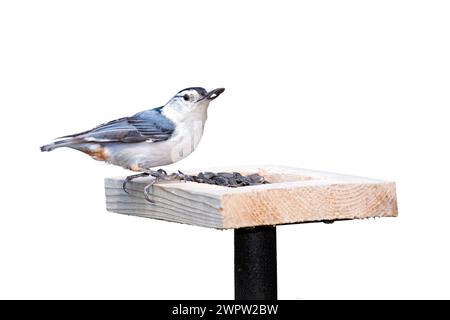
[123,172,150,194]
[144,169,168,203]
[123,169,187,203]
[177,170,187,181]
[166,170,189,182]
[156,168,167,175]
[143,179,156,203]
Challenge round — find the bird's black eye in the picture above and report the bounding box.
[183,94,190,101]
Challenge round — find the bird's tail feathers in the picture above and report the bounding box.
[40,137,83,152]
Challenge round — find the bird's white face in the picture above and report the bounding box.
[164,87,225,116]
[161,87,225,163]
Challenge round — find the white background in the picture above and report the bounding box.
[0,0,449,299]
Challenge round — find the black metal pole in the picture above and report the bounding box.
[234,226,277,300]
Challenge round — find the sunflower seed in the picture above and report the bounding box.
[183,171,269,188]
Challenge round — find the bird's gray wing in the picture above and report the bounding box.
[60,107,175,143]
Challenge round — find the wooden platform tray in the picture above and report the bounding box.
[104,166,398,229]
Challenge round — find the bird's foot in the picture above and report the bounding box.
[122,169,168,195]
[152,168,168,177]
[143,178,156,203]
[123,172,150,194]
[167,170,190,182]
[143,169,193,202]
[142,169,171,203]
[123,169,187,203]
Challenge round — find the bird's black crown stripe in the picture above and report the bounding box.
[177,87,207,96]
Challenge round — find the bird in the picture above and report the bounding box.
[40,87,225,201]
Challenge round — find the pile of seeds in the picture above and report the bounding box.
[184,171,269,187]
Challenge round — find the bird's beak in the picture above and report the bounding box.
[197,88,225,102]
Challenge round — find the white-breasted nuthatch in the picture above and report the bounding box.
[41,87,225,201]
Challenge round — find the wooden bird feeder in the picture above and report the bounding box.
[105,165,398,299]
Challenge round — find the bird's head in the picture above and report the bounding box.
[164,87,225,115]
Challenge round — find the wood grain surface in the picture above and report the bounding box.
[105,166,398,229]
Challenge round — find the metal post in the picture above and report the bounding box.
[234,226,277,300]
